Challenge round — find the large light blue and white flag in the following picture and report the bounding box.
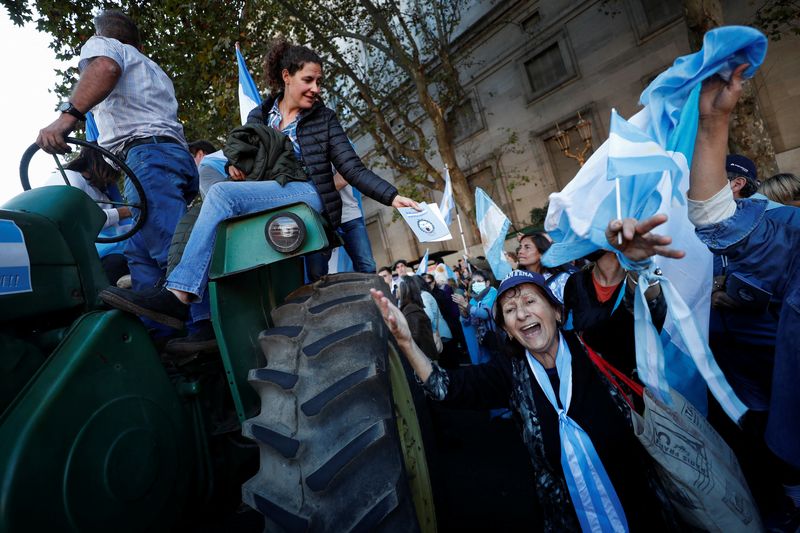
[237,43,262,125]
[607,108,682,183]
[475,188,512,280]
[439,166,454,226]
[0,220,32,295]
[543,26,767,422]
[416,249,430,276]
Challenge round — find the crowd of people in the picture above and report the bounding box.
[34,9,799,532]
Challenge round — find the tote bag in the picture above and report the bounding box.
[584,342,763,532]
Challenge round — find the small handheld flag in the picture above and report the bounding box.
[416,249,430,276]
[475,188,512,280]
[439,166,454,226]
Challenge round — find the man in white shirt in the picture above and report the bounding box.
[36,10,199,334]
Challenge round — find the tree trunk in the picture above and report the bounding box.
[448,165,480,243]
[683,0,779,180]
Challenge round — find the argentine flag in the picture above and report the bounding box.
[475,188,512,280]
[237,43,262,125]
[439,166,454,226]
[543,26,767,422]
[416,249,430,276]
[0,220,32,295]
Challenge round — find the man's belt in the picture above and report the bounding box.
[120,136,182,159]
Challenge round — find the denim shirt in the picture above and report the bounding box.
[697,198,800,299]
[267,99,303,159]
[696,197,800,466]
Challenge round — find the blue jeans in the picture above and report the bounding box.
[123,143,199,290]
[305,217,377,280]
[167,180,322,298]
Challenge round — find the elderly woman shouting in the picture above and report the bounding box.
[371,215,685,532]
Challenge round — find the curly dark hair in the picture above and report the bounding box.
[264,38,323,95]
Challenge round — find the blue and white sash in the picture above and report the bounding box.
[527,335,629,532]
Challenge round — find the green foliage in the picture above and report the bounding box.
[753,0,800,40]
[529,202,548,230]
[3,0,264,142]
[4,0,476,200]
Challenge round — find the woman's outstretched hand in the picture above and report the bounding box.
[391,195,421,210]
[371,287,434,382]
[370,288,412,345]
[606,214,685,262]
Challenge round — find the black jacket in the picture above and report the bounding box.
[563,268,667,379]
[222,124,307,186]
[423,331,676,532]
[247,94,398,226]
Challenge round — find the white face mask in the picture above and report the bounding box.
[471,281,486,294]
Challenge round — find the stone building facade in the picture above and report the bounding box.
[349,0,800,270]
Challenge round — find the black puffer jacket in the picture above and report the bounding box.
[247,94,398,227]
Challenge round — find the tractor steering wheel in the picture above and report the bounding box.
[19,137,148,244]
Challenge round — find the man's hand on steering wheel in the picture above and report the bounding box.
[36,114,79,155]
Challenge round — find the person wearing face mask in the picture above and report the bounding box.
[452,270,497,365]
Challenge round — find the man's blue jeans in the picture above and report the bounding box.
[306,216,377,280]
[166,180,322,298]
[123,142,198,335]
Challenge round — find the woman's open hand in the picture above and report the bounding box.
[391,195,421,210]
[370,288,412,346]
[606,214,685,262]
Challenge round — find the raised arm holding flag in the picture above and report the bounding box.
[541,26,767,422]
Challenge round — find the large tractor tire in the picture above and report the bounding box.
[242,273,436,532]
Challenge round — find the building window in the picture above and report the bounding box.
[627,0,682,40]
[447,92,485,143]
[640,0,681,30]
[521,10,541,33]
[467,166,511,217]
[540,114,595,191]
[521,35,577,102]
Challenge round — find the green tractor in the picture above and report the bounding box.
[0,139,435,532]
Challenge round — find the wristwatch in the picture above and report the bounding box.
[58,102,86,121]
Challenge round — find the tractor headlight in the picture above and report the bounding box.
[265,212,306,253]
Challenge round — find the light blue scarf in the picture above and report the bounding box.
[526,334,629,532]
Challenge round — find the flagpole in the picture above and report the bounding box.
[446,164,469,257]
[614,177,623,245]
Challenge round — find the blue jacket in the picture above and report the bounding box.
[696,198,800,468]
